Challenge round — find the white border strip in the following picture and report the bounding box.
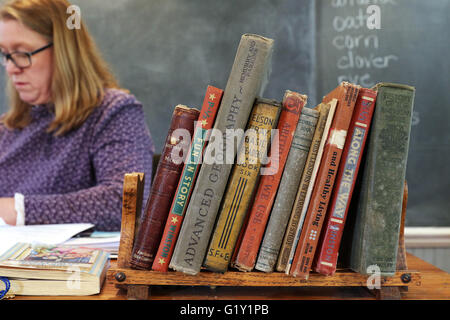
[405,227,450,248]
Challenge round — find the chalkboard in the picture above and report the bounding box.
[0,0,448,226]
[316,0,450,226]
[0,0,317,141]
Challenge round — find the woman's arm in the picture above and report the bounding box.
[0,197,16,225]
[23,102,154,231]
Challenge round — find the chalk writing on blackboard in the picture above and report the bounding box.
[325,1,421,125]
[329,2,399,88]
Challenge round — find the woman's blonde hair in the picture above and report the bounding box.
[0,0,121,135]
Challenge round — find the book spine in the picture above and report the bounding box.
[233,91,306,272]
[290,82,360,279]
[169,34,274,275]
[229,175,263,269]
[277,102,330,272]
[130,105,200,270]
[285,100,337,274]
[255,106,318,272]
[203,99,281,273]
[229,197,253,268]
[314,88,377,276]
[151,86,224,272]
[349,83,415,276]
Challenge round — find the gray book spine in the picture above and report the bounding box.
[169,34,274,275]
[350,83,415,276]
[255,107,319,272]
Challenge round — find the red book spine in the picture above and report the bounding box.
[130,105,200,270]
[230,187,257,268]
[313,88,377,276]
[151,86,223,272]
[233,90,306,272]
[290,82,360,279]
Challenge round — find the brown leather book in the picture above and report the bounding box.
[151,86,224,272]
[130,105,200,270]
[289,82,360,279]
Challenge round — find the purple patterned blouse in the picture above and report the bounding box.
[0,89,154,231]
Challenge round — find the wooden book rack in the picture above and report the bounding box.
[107,173,420,300]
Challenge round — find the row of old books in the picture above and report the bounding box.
[129,34,415,279]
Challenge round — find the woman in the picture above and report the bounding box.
[0,0,154,230]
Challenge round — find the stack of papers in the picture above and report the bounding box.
[64,231,120,258]
[0,224,120,258]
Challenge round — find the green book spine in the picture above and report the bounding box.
[349,83,415,276]
[169,34,274,275]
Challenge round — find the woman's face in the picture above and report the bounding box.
[0,19,53,105]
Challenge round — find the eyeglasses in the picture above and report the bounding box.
[0,43,53,69]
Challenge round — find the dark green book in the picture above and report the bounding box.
[349,83,415,276]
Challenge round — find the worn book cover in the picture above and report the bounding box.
[152,86,224,272]
[277,102,331,272]
[255,106,318,272]
[233,90,306,272]
[349,83,415,276]
[285,100,336,274]
[290,82,360,279]
[0,243,109,296]
[170,34,274,275]
[314,88,377,276]
[131,105,200,270]
[203,98,280,273]
[117,172,145,268]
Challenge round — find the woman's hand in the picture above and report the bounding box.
[0,198,17,225]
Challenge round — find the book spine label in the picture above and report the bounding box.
[169,34,274,275]
[255,106,318,272]
[130,105,200,270]
[285,101,337,274]
[314,88,377,276]
[277,103,330,272]
[350,83,414,276]
[233,91,306,272]
[290,82,360,279]
[203,99,280,272]
[151,86,223,272]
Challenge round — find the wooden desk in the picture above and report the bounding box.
[10,252,449,300]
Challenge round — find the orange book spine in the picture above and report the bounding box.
[313,88,377,276]
[290,82,360,279]
[151,86,223,272]
[233,90,306,272]
[230,191,255,268]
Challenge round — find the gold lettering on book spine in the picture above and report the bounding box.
[203,101,280,272]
